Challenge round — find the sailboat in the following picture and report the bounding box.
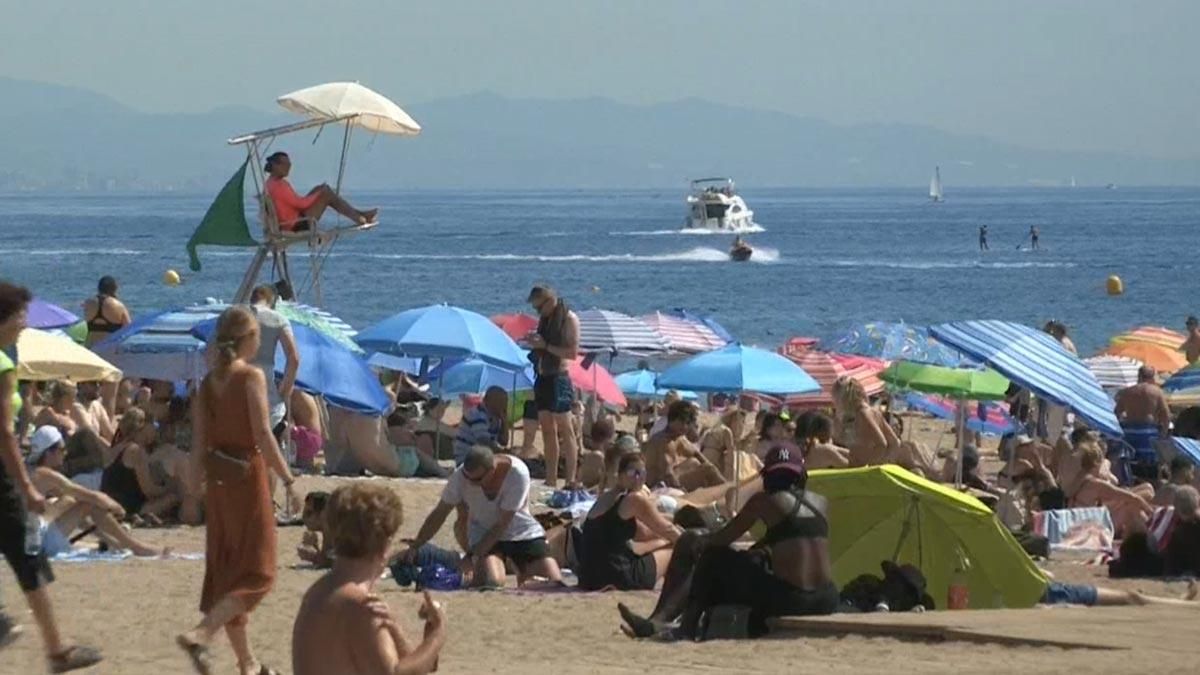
[929,166,944,203]
[1070,176,1077,188]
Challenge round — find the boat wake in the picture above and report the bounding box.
[823,259,1076,270]
[620,223,767,236]
[358,246,779,264]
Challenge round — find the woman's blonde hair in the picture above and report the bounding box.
[49,380,77,404]
[213,305,258,368]
[1078,440,1104,472]
[833,376,865,410]
[325,483,404,559]
[117,406,148,440]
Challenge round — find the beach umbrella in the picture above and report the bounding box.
[367,353,423,375]
[880,361,1009,400]
[780,351,885,409]
[15,328,121,382]
[657,343,820,396]
[276,301,361,354]
[832,321,968,367]
[577,309,669,354]
[355,304,528,369]
[490,313,538,342]
[780,336,821,358]
[903,393,1018,437]
[1110,326,1187,350]
[28,299,79,330]
[189,319,391,416]
[1164,364,1200,394]
[568,357,626,408]
[1103,340,1186,375]
[930,320,1120,437]
[640,312,727,354]
[278,81,421,136]
[1082,355,1143,389]
[614,369,698,401]
[1172,437,1200,468]
[808,466,1047,609]
[425,358,535,397]
[667,309,734,343]
[92,305,222,381]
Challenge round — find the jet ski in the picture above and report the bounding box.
[729,238,753,261]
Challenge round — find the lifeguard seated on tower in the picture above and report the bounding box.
[263,151,378,233]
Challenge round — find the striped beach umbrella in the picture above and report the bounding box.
[930,321,1120,437]
[577,309,669,354]
[1110,326,1186,350]
[832,321,969,368]
[1164,364,1200,394]
[641,312,727,354]
[1082,355,1143,389]
[1103,340,1186,375]
[779,351,885,409]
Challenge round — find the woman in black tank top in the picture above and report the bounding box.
[619,444,837,640]
[84,276,130,346]
[579,453,681,590]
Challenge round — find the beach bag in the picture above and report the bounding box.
[698,604,755,641]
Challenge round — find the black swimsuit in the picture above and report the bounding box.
[86,295,124,338]
[686,491,838,635]
[579,494,658,590]
[101,448,146,515]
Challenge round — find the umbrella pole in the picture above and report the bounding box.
[955,399,966,489]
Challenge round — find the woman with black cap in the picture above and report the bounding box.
[618,443,837,640]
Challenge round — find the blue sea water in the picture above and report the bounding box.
[0,187,1196,356]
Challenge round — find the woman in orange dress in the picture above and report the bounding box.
[177,306,301,675]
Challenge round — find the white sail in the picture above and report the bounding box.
[929,166,944,202]
[1070,176,1077,188]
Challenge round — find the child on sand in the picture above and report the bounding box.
[297,491,333,569]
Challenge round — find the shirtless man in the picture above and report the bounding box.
[525,285,581,488]
[26,426,165,557]
[643,401,725,491]
[292,483,445,675]
[1116,367,1171,436]
[264,152,378,232]
[1184,316,1200,364]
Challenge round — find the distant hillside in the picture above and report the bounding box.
[1,78,1197,191]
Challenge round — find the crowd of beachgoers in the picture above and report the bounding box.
[3,275,1200,674]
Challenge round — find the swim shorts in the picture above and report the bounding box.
[534,372,573,414]
[487,537,551,574]
[0,470,55,592]
[1041,581,1097,606]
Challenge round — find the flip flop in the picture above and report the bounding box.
[176,634,212,675]
[617,603,657,639]
[49,645,103,673]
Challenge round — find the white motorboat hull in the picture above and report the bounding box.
[684,195,756,231]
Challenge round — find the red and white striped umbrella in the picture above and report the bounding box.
[641,312,727,354]
[779,350,886,409]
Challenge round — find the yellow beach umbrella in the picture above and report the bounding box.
[16,328,122,382]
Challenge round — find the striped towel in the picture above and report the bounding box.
[1032,507,1114,553]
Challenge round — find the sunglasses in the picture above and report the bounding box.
[625,467,646,478]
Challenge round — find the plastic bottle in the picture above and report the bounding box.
[24,511,43,556]
[947,562,970,610]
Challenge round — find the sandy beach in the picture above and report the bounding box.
[4,455,1200,675]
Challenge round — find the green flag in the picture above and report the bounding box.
[186,159,258,271]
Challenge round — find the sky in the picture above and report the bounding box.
[2,0,1198,159]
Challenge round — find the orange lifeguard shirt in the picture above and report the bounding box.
[265,177,318,230]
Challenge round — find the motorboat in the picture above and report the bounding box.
[729,237,753,261]
[685,177,756,231]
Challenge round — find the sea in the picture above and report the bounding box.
[0,187,1197,357]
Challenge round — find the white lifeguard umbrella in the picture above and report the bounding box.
[277,82,421,136]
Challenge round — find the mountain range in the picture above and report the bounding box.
[1,77,1197,191]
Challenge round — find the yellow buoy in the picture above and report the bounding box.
[163,269,181,286]
[1106,275,1123,296]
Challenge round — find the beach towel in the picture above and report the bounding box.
[1032,507,1114,553]
[51,550,204,563]
[1147,506,1177,553]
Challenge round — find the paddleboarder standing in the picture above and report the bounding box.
[978,225,989,251]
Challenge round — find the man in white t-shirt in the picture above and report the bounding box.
[398,446,562,587]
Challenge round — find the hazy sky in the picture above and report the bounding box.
[2,0,1197,158]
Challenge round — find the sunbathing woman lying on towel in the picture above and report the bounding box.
[618,444,837,640]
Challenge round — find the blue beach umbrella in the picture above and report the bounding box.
[668,308,735,343]
[367,353,423,375]
[614,369,698,400]
[930,320,1120,437]
[92,304,222,381]
[832,321,969,368]
[355,304,528,369]
[1164,365,1200,394]
[903,392,1018,437]
[656,343,820,395]
[191,319,392,416]
[426,358,535,397]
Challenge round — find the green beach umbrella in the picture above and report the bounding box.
[880,361,1009,400]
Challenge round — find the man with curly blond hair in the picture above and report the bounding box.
[293,484,446,675]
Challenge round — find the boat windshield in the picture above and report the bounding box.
[690,177,736,195]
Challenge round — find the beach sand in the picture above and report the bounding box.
[4,415,1200,674]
